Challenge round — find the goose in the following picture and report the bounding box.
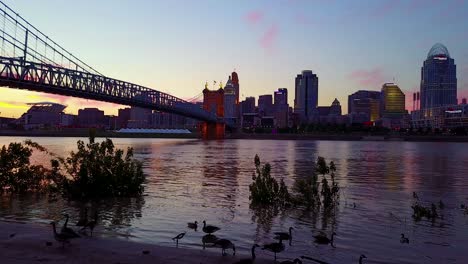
[202,234,218,249]
[359,254,367,264]
[280,258,302,264]
[262,238,285,261]
[61,214,80,238]
[82,212,98,236]
[214,239,236,256]
[187,221,198,230]
[232,244,260,264]
[300,256,329,264]
[274,227,294,243]
[50,222,74,248]
[172,232,186,246]
[313,232,336,246]
[400,233,409,244]
[76,208,88,227]
[202,220,220,234]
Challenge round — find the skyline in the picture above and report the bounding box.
[1,0,468,118]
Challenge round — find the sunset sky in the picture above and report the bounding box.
[1,0,467,118]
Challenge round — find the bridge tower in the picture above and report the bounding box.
[202,83,225,139]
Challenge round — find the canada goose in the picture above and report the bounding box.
[274,227,294,242]
[313,232,336,245]
[300,256,329,264]
[232,244,260,264]
[214,239,236,256]
[359,254,367,264]
[187,221,198,230]
[202,234,218,249]
[50,222,73,248]
[400,234,409,244]
[280,258,302,264]
[82,212,98,236]
[76,208,88,227]
[262,238,285,261]
[61,214,80,238]
[172,232,186,246]
[202,220,220,234]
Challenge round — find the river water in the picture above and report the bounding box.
[0,137,467,263]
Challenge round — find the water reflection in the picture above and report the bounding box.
[1,137,468,263]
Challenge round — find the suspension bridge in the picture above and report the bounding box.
[0,1,223,127]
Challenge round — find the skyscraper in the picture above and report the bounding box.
[381,83,405,116]
[420,43,457,116]
[274,88,289,128]
[294,70,318,122]
[258,95,273,116]
[224,76,237,125]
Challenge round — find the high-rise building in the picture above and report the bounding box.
[78,108,105,128]
[274,88,288,106]
[224,76,237,125]
[241,97,256,114]
[274,88,289,128]
[258,95,273,116]
[348,90,381,114]
[381,83,406,115]
[420,43,457,116]
[294,70,318,122]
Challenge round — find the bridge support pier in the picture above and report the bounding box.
[202,122,225,140]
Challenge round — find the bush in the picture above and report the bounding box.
[293,157,339,209]
[249,155,290,207]
[0,142,56,193]
[60,136,145,200]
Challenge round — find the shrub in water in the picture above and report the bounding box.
[249,155,290,207]
[60,136,145,200]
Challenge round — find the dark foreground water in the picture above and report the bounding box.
[1,137,467,263]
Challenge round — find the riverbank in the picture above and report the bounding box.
[0,221,270,264]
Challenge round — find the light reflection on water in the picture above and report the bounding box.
[1,137,468,263]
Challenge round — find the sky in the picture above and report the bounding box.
[0,0,468,117]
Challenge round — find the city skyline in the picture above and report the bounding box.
[0,0,468,118]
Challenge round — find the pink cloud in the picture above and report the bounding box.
[259,24,279,51]
[245,10,263,25]
[348,67,387,87]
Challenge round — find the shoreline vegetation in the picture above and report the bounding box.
[2,129,468,142]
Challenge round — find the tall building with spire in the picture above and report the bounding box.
[420,43,457,117]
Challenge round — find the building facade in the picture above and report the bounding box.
[420,43,457,116]
[274,88,289,128]
[258,94,273,116]
[381,83,406,116]
[294,70,318,123]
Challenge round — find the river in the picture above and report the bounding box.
[0,137,467,263]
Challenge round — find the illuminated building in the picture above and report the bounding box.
[294,70,318,122]
[381,83,406,115]
[420,43,457,116]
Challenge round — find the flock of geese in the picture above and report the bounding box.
[174,221,368,264]
[47,213,416,263]
[49,209,98,248]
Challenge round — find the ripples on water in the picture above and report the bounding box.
[1,137,468,263]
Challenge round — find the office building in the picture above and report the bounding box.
[224,76,238,126]
[381,83,406,116]
[241,97,256,114]
[274,88,289,128]
[77,108,106,128]
[420,43,457,116]
[258,94,273,116]
[294,70,318,122]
